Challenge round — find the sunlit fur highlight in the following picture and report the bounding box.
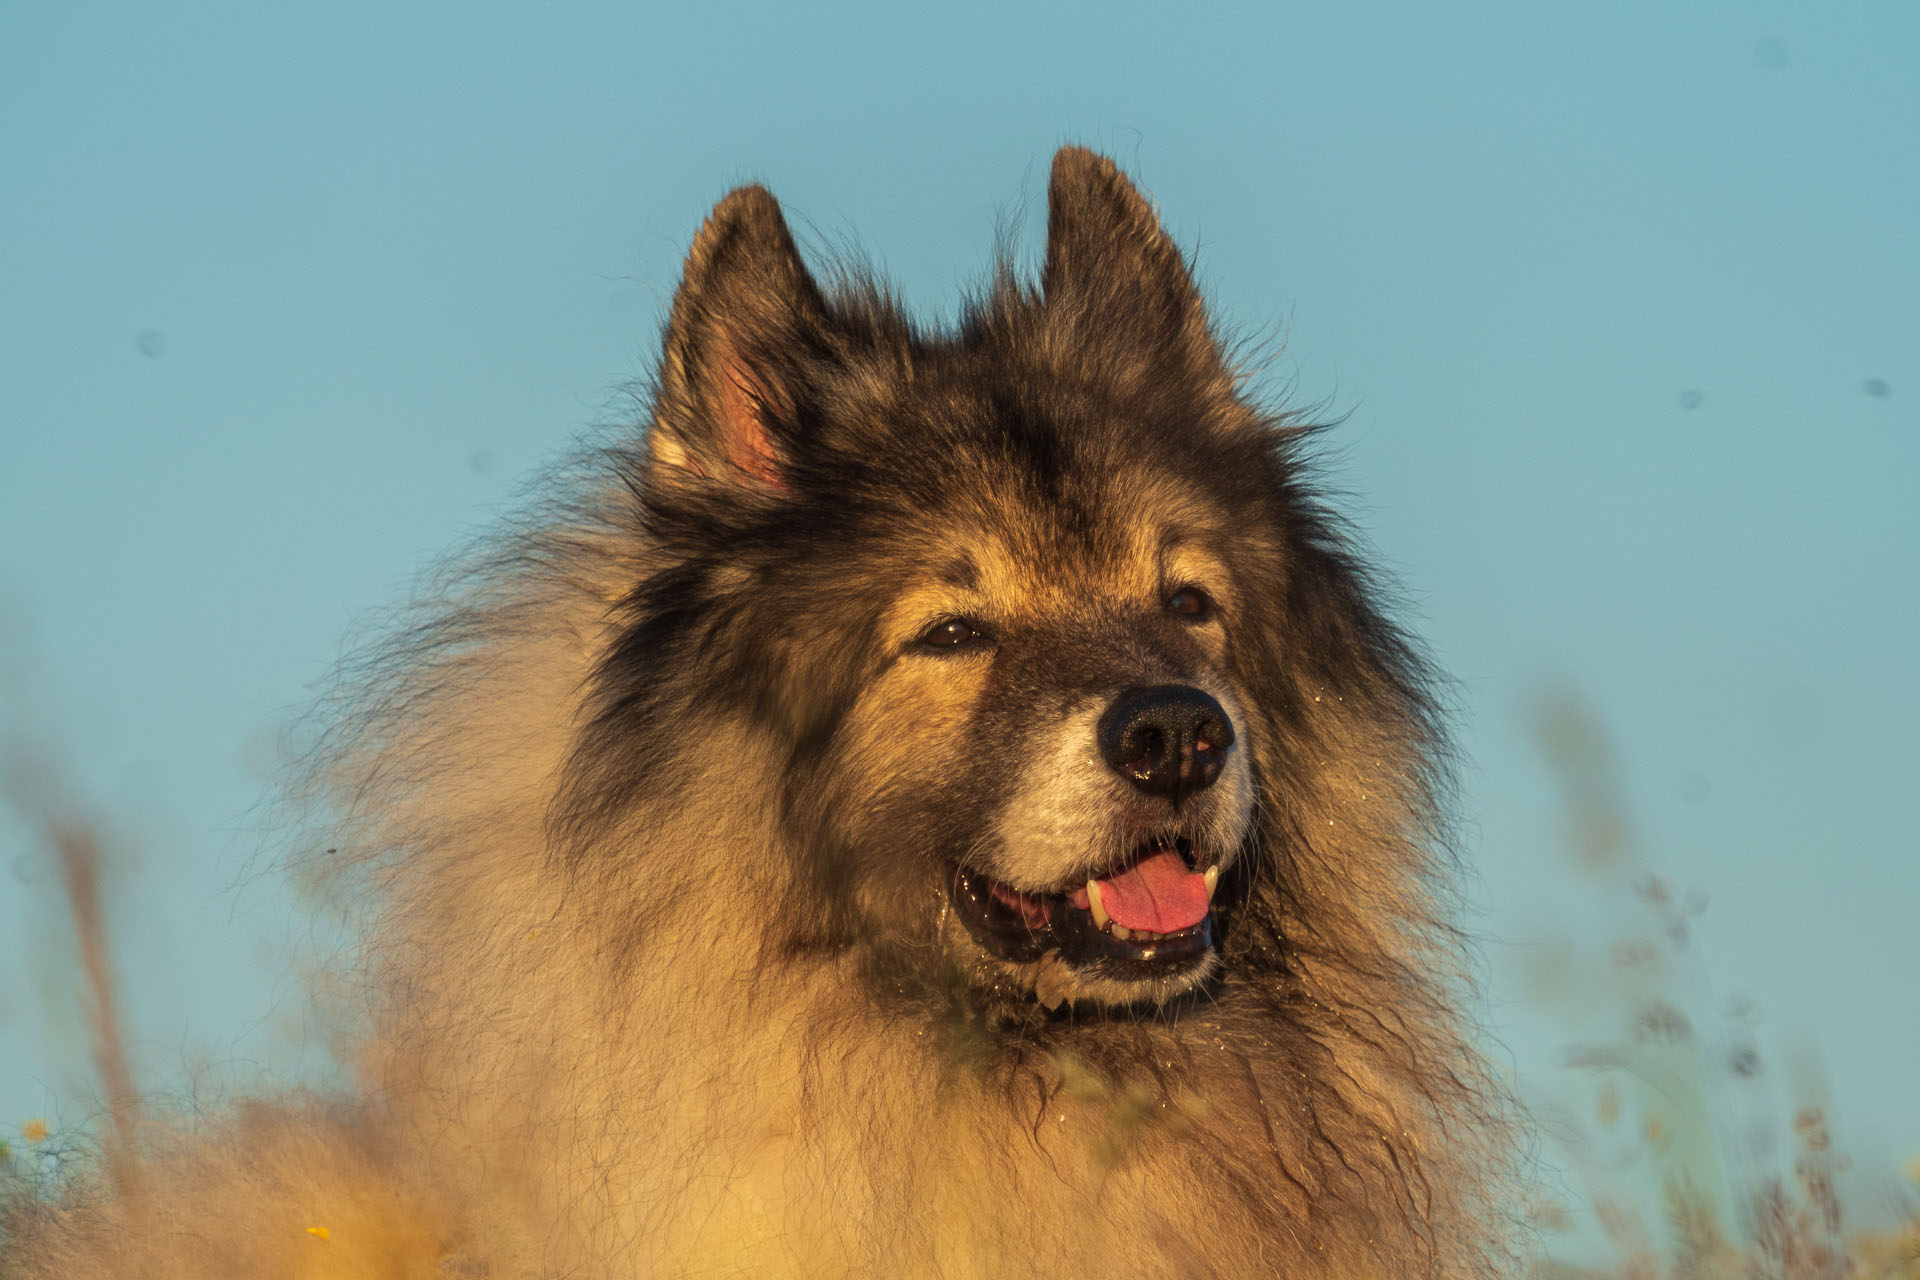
[1,148,1515,1278]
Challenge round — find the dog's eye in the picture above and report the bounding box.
[916,617,989,651]
[1165,587,1214,620]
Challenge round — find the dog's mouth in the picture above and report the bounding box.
[949,838,1220,977]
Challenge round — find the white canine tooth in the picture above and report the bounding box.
[1111,924,1133,941]
[1086,880,1111,930]
[1203,866,1220,901]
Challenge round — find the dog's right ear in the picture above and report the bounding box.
[650,185,829,491]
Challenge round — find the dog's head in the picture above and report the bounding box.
[578,149,1433,1017]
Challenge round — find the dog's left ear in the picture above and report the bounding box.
[651,184,831,491]
[1042,147,1223,383]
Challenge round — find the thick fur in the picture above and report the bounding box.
[2,149,1513,1277]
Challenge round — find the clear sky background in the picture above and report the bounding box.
[3,0,1915,1238]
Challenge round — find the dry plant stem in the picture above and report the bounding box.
[47,815,144,1210]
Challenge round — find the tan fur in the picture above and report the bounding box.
[2,149,1516,1278]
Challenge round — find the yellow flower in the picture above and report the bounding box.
[306,1227,331,1241]
[20,1119,49,1143]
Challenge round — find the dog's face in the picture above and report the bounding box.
[833,462,1265,1010]
[607,149,1308,1012]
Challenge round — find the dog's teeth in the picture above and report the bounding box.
[1203,866,1220,901]
[1111,924,1133,941]
[1086,880,1110,929]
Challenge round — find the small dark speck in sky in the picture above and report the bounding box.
[1862,378,1890,399]
[468,450,496,476]
[135,330,166,358]
[1752,36,1789,71]
[1677,389,1703,410]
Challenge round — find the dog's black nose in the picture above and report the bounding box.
[1097,685,1234,801]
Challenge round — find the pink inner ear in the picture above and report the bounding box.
[715,339,788,491]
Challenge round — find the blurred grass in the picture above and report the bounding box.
[1522,685,1920,1278]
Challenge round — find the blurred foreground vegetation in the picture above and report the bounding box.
[1521,688,1919,1277]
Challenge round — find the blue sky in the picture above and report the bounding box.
[3,0,1916,1230]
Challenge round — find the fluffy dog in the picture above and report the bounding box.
[2,147,1511,1278]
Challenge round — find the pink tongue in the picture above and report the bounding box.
[1072,850,1210,933]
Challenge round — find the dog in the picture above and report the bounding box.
[2,147,1511,1278]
